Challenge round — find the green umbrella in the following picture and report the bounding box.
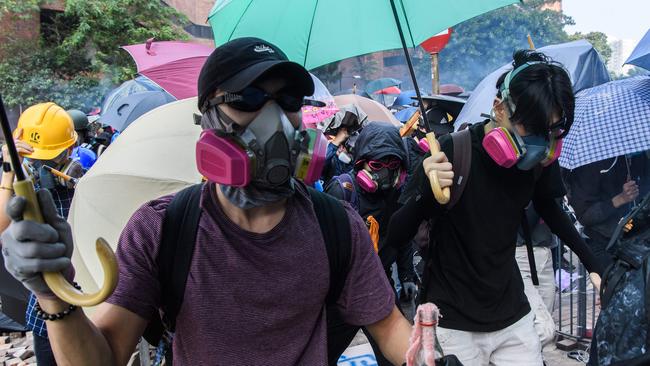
[208,0,517,70]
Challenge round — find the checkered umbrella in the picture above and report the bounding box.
[559,76,650,170]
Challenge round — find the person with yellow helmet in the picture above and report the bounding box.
[0,102,84,366]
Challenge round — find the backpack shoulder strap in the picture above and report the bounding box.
[143,184,203,346]
[447,128,472,209]
[307,187,352,305]
[521,210,539,286]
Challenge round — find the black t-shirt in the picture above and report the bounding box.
[388,121,578,332]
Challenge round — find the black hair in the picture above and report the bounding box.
[496,50,574,136]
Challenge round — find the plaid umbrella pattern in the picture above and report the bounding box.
[559,76,650,170]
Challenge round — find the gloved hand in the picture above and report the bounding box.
[401,281,418,301]
[1,189,73,299]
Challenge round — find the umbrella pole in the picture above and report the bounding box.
[389,0,450,204]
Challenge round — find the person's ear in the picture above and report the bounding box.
[492,97,507,124]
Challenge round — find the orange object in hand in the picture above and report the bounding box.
[366,215,380,253]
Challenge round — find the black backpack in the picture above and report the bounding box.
[590,192,650,366]
[142,184,352,364]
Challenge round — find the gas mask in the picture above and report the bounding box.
[195,103,327,208]
[355,159,406,193]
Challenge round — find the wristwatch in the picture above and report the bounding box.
[2,162,12,173]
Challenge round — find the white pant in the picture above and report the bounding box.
[515,246,556,347]
[437,311,543,366]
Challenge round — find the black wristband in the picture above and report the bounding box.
[3,162,12,173]
[34,282,82,321]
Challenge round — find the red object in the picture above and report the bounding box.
[420,28,453,54]
[439,84,465,96]
[374,86,401,95]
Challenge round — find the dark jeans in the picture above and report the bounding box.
[34,333,57,366]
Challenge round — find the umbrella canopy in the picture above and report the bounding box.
[69,98,202,292]
[391,90,419,108]
[302,73,339,128]
[100,76,167,115]
[416,94,467,120]
[625,28,650,71]
[208,0,517,70]
[334,89,372,98]
[394,106,418,122]
[374,86,402,95]
[559,76,650,170]
[456,40,611,128]
[334,94,401,126]
[100,90,176,131]
[440,84,465,96]
[122,40,214,99]
[366,78,402,94]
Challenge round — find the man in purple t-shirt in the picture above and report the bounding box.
[1,37,413,365]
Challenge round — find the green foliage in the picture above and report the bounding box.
[0,0,45,20]
[569,31,612,65]
[0,0,188,111]
[437,2,573,90]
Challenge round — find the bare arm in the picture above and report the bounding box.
[0,171,15,232]
[366,305,412,366]
[38,298,147,366]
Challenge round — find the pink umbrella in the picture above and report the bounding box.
[374,86,402,95]
[122,39,214,100]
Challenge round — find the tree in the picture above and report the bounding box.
[436,1,573,90]
[569,31,612,65]
[0,0,188,112]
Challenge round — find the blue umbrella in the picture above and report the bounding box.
[391,90,418,108]
[100,76,169,115]
[559,76,650,170]
[625,28,650,71]
[456,40,611,128]
[394,106,419,122]
[365,77,401,94]
[100,91,176,131]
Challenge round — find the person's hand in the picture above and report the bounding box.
[1,189,74,299]
[422,151,454,189]
[401,281,418,301]
[332,128,349,146]
[589,272,601,292]
[2,128,33,169]
[613,180,639,208]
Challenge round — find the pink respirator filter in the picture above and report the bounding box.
[196,130,251,187]
[482,127,521,168]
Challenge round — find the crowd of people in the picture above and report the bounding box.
[0,36,648,366]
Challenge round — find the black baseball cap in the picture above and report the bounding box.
[197,37,314,112]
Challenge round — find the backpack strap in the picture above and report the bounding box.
[447,128,472,209]
[142,184,203,347]
[521,211,539,286]
[307,187,352,305]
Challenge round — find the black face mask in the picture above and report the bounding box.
[374,167,396,191]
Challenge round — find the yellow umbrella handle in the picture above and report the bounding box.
[13,180,118,307]
[425,132,451,204]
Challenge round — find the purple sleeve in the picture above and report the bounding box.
[336,204,395,326]
[105,196,172,320]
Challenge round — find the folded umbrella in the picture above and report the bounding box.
[559,76,650,170]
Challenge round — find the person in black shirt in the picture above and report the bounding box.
[386,50,604,366]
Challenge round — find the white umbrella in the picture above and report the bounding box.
[69,98,202,294]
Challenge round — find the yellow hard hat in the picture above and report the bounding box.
[16,102,78,161]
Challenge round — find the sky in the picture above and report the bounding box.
[562,0,649,43]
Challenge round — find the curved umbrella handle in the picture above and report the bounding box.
[14,180,118,307]
[43,238,117,307]
[425,132,451,205]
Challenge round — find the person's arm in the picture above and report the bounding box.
[36,300,146,366]
[0,170,15,232]
[533,197,605,276]
[366,305,412,366]
[567,159,625,227]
